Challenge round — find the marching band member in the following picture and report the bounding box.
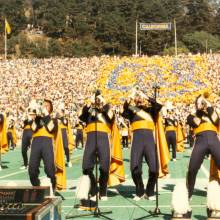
[20,108,35,169]
[29,99,66,191]
[74,119,84,149]
[119,117,129,148]
[77,90,125,210]
[186,93,220,199]
[165,110,178,161]
[57,104,74,167]
[79,90,115,200]
[122,88,169,201]
[0,113,8,156]
[7,116,17,150]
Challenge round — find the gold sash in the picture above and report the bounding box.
[24,125,31,130]
[86,123,111,134]
[131,120,154,131]
[165,125,176,132]
[32,127,54,138]
[194,122,217,135]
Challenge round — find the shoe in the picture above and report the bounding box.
[145,195,156,201]
[68,161,72,167]
[90,195,98,201]
[173,158,176,162]
[100,196,108,201]
[78,199,96,211]
[133,194,145,201]
[20,165,27,170]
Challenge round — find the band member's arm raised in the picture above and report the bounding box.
[79,105,90,123]
[147,98,163,120]
[207,106,219,126]
[122,100,134,120]
[21,119,28,129]
[148,98,163,113]
[102,104,115,124]
[187,114,201,128]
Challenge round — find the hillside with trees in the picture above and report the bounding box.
[0,0,220,57]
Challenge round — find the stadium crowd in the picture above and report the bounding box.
[0,53,220,136]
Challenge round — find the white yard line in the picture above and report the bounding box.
[0,153,83,180]
[62,204,206,209]
[0,170,27,179]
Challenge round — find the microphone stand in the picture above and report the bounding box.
[93,95,113,219]
[66,94,113,220]
[135,84,170,220]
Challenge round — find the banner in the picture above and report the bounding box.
[140,23,171,31]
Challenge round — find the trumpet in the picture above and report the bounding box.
[127,87,154,107]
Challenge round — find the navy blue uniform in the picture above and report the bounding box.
[21,119,33,167]
[187,107,220,198]
[79,104,114,197]
[122,100,162,197]
[7,123,16,150]
[75,122,84,149]
[165,118,177,160]
[29,115,58,190]
[59,117,70,163]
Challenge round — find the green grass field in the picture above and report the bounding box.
[0,145,210,220]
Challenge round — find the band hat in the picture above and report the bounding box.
[28,108,37,115]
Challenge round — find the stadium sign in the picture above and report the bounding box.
[140,23,172,31]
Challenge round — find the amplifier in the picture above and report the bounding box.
[0,186,62,220]
[0,198,51,220]
[0,186,50,204]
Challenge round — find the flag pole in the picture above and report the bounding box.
[174,18,177,57]
[5,19,7,60]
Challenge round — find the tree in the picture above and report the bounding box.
[0,0,27,35]
[214,8,220,36]
[183,0,215,33]
[183,31,220,53]
[32,0,68,37]
[0,0,219,57]
[48,39,62,56]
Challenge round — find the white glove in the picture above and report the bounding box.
[27,115,32,121]
[42,107,49,116]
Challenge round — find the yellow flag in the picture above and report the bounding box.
[5,19,11,35]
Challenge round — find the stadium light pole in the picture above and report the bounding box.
[206,39,208,54]
[174,19,177,57]
[139,41,142,56]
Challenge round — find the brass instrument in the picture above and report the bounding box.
[127,87,150,107]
